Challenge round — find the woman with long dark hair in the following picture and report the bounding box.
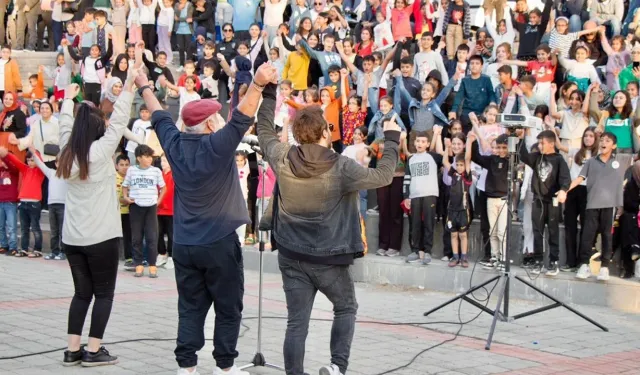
[597,90,637,154]
[110,54,129,84]
[56,69,135,367]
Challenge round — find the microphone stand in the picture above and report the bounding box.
[423,129,607,350]
[240,157,284,372]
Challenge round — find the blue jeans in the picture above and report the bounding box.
[569,14,584,33]
[359,190,368,219]
[278,252,358,375]
[600,18,622,37]
[0,202,17,250]
[52,20,63,52]
[623,0,640,35]
[19,201,42,251]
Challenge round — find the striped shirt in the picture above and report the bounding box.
[549,29,580,58]
[122,165,165,207]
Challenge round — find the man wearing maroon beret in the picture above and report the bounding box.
[133,63,278,375]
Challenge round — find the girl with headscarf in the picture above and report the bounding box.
[0,92,27,161]
[100,77,124,118]
[110,54,129,84]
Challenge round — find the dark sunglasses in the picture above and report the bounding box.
[223,28,233,32]
[314,2,323,5]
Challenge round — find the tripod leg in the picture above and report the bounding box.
[513,276,608,332]
[485,274,508,350]
[424,275,501,316]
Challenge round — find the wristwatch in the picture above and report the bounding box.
[138,85,153,96]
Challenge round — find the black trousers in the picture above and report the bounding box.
[142,24,156,53]
[563,185,587,268]
[376,176,404,251]
[619,212,639,275]
[130,204,158,266]
[475,189,492,259]
[532,199,561,262]
[580,208,615,267]
[65,237,120,339]
[84,82,101,106]
[41,160,56,209]
[410,196,437,253]
[121,214,133,260]
[173,233,244,369]
[158,215,173,257]
[176,33,190,66]
[49,203,64,255]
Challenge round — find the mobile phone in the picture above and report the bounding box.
[634,61,640,69]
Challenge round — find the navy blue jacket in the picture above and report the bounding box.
[152,109,252,245]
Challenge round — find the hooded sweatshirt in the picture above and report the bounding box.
[321,86,343,142]
[519,142,571,202]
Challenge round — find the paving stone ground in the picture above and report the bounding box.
[1,252,640,375]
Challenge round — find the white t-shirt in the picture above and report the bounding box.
[122,165,165,207]
[126,119,152,153]
[558,110,588,149]
[264,0,288,27]
[179,87,200,111]
[342,143,370,167]
[83,57,101,84]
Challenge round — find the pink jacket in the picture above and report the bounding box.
[257,165,275,198]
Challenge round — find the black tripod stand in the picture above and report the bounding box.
[423,131,608,350]
[240,158,284,372]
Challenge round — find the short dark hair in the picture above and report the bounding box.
[496,134,508,145]
[184,60,196,67]
[156,51,167,58]
[116,154,130,164]
[520,75,536,86]
[421,32,433,38]
[29,74,38,81]
[469,55,484,65]
[292,105,327,145]
[457,44,470,53]
[140,104,149,112]
[135,144,154,158]
[94,9,107,18]
[601,131,618,145]
[328,64,341,74]
[356,125,368,138]
[318,11,330,18]
[530,8,542,17]
[203,62,215,71]
[323,33,335,42]
[363,55,375,64]
[536,44,551,54]
[454,153,465,164]
[497,65,512,75]
[85,8,97,15]
[400,56,413,66]
[414,130,433,143]
[537,130,556,143]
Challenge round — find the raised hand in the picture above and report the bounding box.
[65,83,80,100]
[383,114,402,133]
[254,63,279,86]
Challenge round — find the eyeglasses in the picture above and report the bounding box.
[223,28,233,32]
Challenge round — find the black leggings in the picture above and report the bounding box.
[142,24,156,53]
[157,215,173,257]
[65,237,120,339]
[176,33,190,67]
[84,83,101,106]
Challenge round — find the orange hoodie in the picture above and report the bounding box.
[22,71,45,100]
[320,86,346,143]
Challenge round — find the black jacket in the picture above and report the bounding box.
[471,142,508,198]
[623,168,640,214]
[256,83,400,263]
[519,142,571,202]
[193,0,216,35]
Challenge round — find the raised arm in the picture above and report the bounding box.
[335,41,359,74]
[94,73,136,160]
[257,83,290,170]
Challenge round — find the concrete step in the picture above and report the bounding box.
[240,246,640,313]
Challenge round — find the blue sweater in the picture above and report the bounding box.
[451,74,498,116]
[152,110,252,245]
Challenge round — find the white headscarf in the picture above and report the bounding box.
[103,77,122,103]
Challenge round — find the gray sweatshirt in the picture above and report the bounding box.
[33,156,68,205]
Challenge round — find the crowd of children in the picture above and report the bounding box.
[0,0,639,283]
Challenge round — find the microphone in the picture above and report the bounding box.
[242,135,260,146]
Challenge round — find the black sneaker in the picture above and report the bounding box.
[63,347,84,366]
[522,257,535,268]
[481,257,497,269]
[124,259,135,271]
[546,261,559,276]
[479,257,493,267]
[560,264,575,272]
[81,346,118,367]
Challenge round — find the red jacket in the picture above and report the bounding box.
[0,158,19,203]
[4,153,45,201]
[157,170,174,216]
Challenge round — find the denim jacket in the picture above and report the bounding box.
[368,109,406,141]
[393,75,457,130]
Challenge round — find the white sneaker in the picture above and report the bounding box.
[177,368,200,375]
[157,254,168,267]
[164,257,174,269]
[597,267,610,281]
[441,256,450,261]
[576,264,591,279]
[375,249,387,256]
[213,365,249,375]
[385,249,400,257]
[319,364,343,375]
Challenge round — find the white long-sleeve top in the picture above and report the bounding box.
[485,14,515,62]
[127,0,141,27]
[137,0,158,25]
[264,0,288,27]
[158,1,174,29]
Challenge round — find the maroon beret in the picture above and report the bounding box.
[181,99,222,127]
